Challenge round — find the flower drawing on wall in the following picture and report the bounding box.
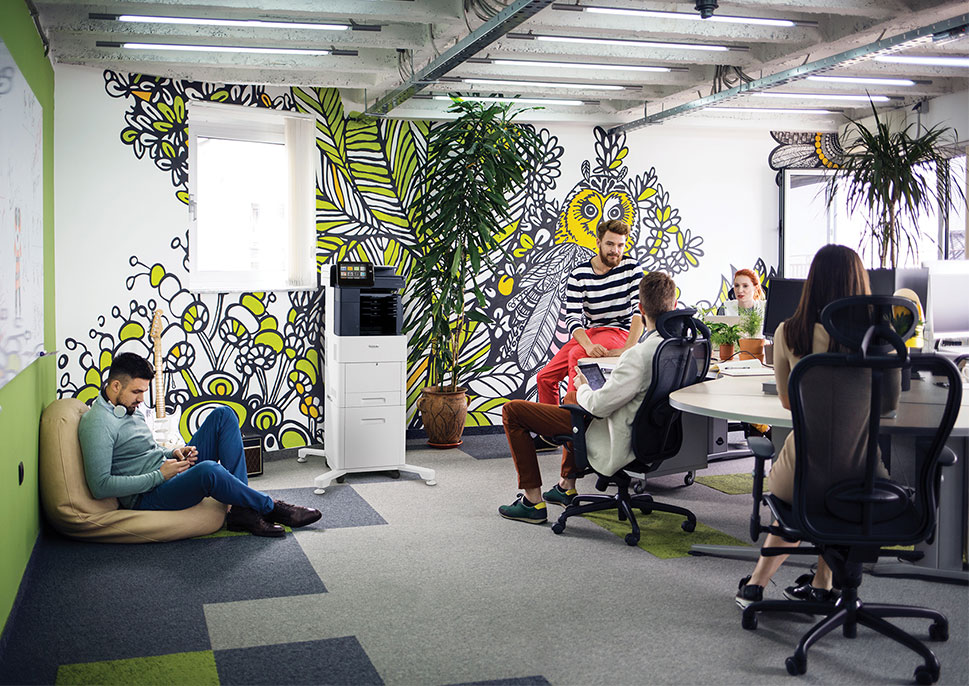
[768,131,844,185]
[57,73,320,449]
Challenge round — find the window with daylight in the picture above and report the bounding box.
[187,101,316,292]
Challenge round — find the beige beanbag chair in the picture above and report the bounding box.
[39,398,227,543]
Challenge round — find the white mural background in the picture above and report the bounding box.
[53,64,780,449]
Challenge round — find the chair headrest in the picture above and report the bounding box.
[820,295,915,357]
[654,308,706,339]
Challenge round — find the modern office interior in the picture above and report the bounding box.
[1,0,968,684]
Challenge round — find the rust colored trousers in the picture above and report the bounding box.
[502,391,579,490]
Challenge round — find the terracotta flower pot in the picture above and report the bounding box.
[719,343,735,361]
[416,386,468,448]
[738,338,765,363]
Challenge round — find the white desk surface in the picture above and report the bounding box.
[670,375,968,435]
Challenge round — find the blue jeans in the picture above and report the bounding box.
[135,406,274,515]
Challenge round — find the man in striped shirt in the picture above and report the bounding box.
[536,219,645,408]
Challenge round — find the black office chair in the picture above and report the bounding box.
[549,308,711,546]
[742,296,962,684]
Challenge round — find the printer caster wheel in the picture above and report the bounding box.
[335,475,345,483]
[388,470,400,479]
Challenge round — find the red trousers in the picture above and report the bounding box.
[535,327,629,405]
[502,391,579,490]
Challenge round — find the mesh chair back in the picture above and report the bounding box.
[787,297,962,548]
[630,310,711,468]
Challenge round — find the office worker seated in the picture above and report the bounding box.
[736,245,899,607]
[78,353,321,538]
[498,271,676,523]
[535,219,644,411]
[721,268,766,329]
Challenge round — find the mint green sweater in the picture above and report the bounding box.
[77,395,174,508]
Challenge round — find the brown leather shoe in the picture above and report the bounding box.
[226,506,285,538]
[270,500,322,528]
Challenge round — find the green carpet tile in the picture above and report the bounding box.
[56,650,219,686]
[694,472,768,495]
[581,510,750,558]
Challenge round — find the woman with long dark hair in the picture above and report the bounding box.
[736,244,879,609]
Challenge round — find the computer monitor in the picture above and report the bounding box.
[924,260,969,347]
[763,278,806,338]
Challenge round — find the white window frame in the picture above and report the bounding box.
[187,100,316,292]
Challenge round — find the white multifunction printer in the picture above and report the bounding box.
[297,261,436,494]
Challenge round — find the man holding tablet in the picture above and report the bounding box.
[498,271,677,524]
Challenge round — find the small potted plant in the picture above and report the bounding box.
[707,322,742,361]
[737,306,766,363]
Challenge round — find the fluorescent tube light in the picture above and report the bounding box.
[754,92,890,102]
[582,7,797,27]
[706,107,837,114]
[462,78,627,90]
[117,15,350,30]
[533,35,732,51]
[121,42,331,56]
[875,55,969,67]
[493,59,672,73]
[433,95,587,106]
[807,75,917,87]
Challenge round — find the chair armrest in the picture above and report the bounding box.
[938,446,957,468]
[747,436,775,542]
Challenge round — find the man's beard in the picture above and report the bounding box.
[599,250,621,267]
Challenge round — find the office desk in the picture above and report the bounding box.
[670,376,969,583]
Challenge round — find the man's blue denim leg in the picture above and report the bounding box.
[135,406,273,514]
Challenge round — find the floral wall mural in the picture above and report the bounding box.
[55,67,781,446]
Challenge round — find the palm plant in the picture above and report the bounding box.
[406,96,542,393]
[827,101,963,268]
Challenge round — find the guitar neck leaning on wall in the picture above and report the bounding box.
[148,308,185,450]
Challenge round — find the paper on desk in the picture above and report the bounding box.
[718,367,775,377]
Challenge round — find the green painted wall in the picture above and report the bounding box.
[0,0,56,636]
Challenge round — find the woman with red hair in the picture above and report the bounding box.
[722,268,766,336]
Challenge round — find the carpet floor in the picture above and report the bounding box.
[1,437,967,685]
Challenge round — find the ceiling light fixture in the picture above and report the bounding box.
[513,34,736,51]
[706,107,837,114]
[807,75,917,87]
[97,14,352,30]
[754,92,890,102]
[492,59,675,73]
[573,5,802,27]
[462,78,628,90]
[431,95,589,106]
[113,42,333,56]
[874,55,969,67]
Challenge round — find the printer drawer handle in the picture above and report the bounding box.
[360,418,386,425]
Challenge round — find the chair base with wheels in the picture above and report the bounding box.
[741,545,948,684]
[551,470,696,546]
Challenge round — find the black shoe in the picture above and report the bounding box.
[533,434,559,452]
[226,506,285,538]
[783,573,839,603]
[270,500,323,528]
[735,575,763,609]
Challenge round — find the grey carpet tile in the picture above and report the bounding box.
[455,432,513,460]
[448,678,550,686]
[266,486,387,529]
[0,529,325,685]
[215,636,383,685]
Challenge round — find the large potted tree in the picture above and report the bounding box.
[406,96,541,447]
[827,102,964,269]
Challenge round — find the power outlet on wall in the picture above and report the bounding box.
[19,461,25,486]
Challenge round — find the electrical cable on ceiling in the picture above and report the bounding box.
[711,65,754,94]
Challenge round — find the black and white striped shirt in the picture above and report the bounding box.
[564,256,644,334]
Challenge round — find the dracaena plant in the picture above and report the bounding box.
[827,101,964,269]
[406,96,542,393]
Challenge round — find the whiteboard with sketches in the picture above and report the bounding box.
[0,40,45,390]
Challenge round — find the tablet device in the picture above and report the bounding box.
[578,362,607,390]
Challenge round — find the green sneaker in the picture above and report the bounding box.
[498,494,548,524]
[543,484,577,507]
